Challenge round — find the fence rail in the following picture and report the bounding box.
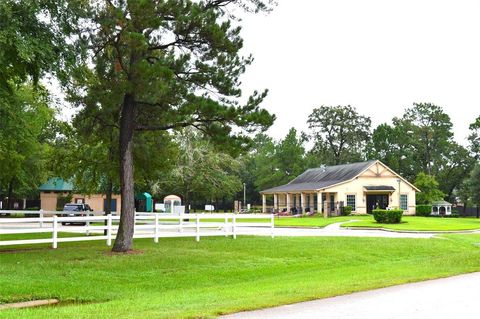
[0,212,274,248]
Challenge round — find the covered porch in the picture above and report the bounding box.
[261,192,342,217]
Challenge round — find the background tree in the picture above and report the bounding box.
[0,0,84,207]
[0,0,60,89]
[247,134,278,196]
[0,84,55,208]
[366,123,416,181]
[414,172,445,205]
[468,116,480,159]
[464,164,480,213]
[155,130,242,211]
[249,128,307,193]
[273,128,308,181]
[395,103,453,176]
[367,103,472,200]
[435,142,474,201]
[71,0,275,251]
[307,105,371,165]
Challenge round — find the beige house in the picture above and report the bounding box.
[39,178,121,212]
[260,160,418,215]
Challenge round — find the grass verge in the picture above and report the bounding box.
[1,234,480,318]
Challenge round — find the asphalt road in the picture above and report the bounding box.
[220,272,480,319]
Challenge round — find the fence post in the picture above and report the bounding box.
[52,215,58,249]
[154,213,159,243]
[39,210,44,228]
[224,215,228,237]
[107,214,112,246]
[232,214,237,239]
[86,213,90,236]
[195,214,200,242]
[271,214,275,239]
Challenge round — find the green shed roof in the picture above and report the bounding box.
[39,177,74,192]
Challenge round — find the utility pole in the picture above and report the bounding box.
[243,183,246,211]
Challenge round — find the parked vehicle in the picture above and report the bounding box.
[61,203,93,226]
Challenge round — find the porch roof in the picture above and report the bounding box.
[364,185,396,191]
[260,181,343,193]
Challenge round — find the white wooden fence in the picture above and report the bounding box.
[0,211,274,248]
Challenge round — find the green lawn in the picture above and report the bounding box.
[1,234,480,318]
[342,216,480,231]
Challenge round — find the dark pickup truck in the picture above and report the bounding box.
[61,203,93,225]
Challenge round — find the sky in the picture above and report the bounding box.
[238,0,480,144]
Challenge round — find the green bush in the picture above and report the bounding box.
[373,209,403,224]
[415,205,432,217]
[343,206,353,216]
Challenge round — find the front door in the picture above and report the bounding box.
[366,194,389,213]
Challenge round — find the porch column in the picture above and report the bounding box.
[323,192,329,218]
[273,194,278,211]
[300,193,305,213]
[317,192,321,213]
[262,194,266,213]
[286,193,291,213]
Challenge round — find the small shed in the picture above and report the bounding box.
[431,200,452,215]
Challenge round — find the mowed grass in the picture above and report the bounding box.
[1,234,480,318]
[342,216,480,231]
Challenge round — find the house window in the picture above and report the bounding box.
[346,195,356,211]
[400,195,408,211]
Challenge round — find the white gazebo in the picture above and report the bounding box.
[164,195,182,214]
[431,200,452,215]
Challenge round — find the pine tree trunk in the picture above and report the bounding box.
[112,93,136,252]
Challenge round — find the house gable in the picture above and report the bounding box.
[360,161,397,178]
[358,161,420,192]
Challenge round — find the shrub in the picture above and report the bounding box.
[373,209,403,224]
[343,206,353,216]
[415,205,432,217]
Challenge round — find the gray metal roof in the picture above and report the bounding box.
[261,160,376,193]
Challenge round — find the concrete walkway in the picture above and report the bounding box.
[221,272,480,319]
[237,221,434,238]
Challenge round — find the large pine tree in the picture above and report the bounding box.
[66,0,275,251]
